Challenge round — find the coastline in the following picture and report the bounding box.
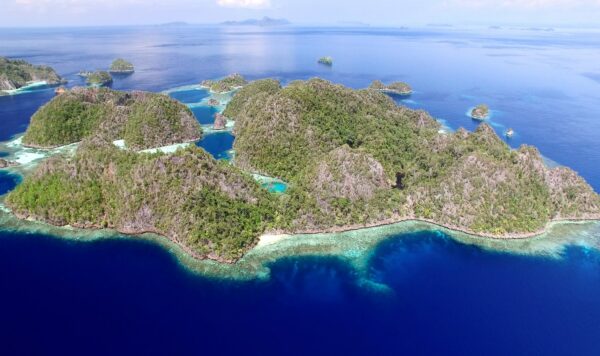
[5,198,600,266]
[268,214,600,241]
[2,202,599,282]
[0,81,64,96]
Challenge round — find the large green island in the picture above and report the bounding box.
[5,79,600,263]
[0,57,64,93]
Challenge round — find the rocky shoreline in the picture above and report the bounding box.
[6,207,600,266]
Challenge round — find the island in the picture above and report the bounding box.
[470,104,490,120]
[109,58,135,74]
[21,87,201,150]
[318,57,333,66]
[227,79,600,235]
[213,113,227,130]
[86,71,113,87]
[201,74,247,93]
[78,70,92,78]
[221,17,290,27]
[369,80,412,95]
[0,57,64,93]
[6,78,600,263]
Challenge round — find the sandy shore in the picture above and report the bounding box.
[260,214,600,245]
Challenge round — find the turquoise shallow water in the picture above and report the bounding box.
[0,25,600,355]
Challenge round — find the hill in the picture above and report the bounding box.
[22,87,201,150]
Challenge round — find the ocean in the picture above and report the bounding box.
[1,25,600,355]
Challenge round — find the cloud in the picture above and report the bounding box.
[216,0,271,8]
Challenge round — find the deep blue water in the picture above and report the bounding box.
[1,25,600,355]
[168,88,209,104]
[191,105,219,124]
[2,231,600,355]
[0,171,20,195]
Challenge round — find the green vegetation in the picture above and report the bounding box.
[22,87,201,149]
[223,79,281,119]
[229,78,600,235]
[6,142,274,261]
[201,74,248,93]
[86,71,113,87]
[471,104,490,120]
[0,56,63,91]
[318,57,333,66]
[8,77,600,261]
[369,80,412,95]
[109,58,134,73]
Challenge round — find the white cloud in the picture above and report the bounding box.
[216,0,270,9]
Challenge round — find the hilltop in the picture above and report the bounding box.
[22,87,201,150]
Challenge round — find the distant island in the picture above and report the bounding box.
[78,70,93,78]
[201,73,248,93]
[221,17,290,27]
[86,71,113,87]
[0,57,64,93]
[109,58,134,74]
[470,104,490,120]
[369,80,412,95]
[318,57,333,66]
[8,78,599,263]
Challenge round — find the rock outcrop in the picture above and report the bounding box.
[0,159,18,168]
[213,113,227,130]
[470,104,489,120]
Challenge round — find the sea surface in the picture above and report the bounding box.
[1,25,600,355]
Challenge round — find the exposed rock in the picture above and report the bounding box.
[208,98,220,106]
[213,113,227,130]
[0,158,18,168]
[309,146,389,202]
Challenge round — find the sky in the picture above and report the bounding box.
[0,0,599,27]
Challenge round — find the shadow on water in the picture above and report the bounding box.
[196,132,235,160]
[191,105,218,124]
[0,171,21,196]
